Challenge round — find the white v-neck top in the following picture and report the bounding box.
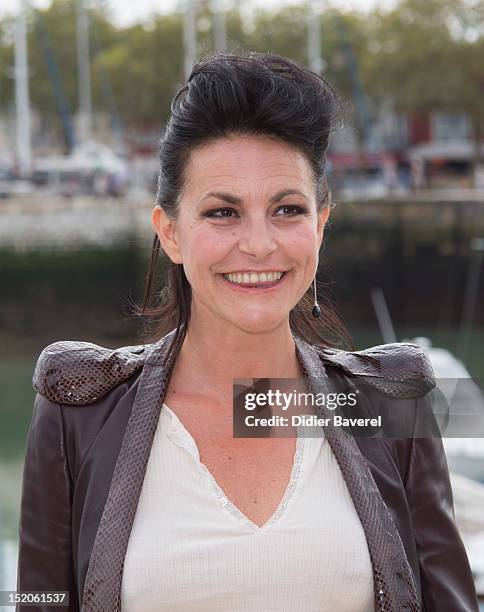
[120,404,375,612]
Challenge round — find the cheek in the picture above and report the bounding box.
[179,226,232,275]
[285,224,319,254]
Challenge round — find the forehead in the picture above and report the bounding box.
[182,135,314,194]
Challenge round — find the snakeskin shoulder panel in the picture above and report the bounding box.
[32,340,148,405]
[318,342,436,399]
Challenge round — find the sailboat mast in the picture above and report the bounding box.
[183,0,197,80]
[76,0,92,144]
[213,0,227,53]
[307,0,325,76]
[15,0,32,177]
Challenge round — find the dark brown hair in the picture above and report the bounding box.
[135,49,354,358]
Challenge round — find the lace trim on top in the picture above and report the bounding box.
[199,432,306,532]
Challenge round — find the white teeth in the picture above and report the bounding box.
[223,271,285,285]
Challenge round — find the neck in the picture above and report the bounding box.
[169,317,303,405]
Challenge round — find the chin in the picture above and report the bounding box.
[224,312,289,334]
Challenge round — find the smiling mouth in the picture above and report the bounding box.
[222,271,288,288]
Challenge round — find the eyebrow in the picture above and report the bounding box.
[201,189,309,205]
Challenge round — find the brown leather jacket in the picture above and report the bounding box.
[16,329,479,612]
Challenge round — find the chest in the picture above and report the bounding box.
[201,436,298,527]
[163,397,298,528]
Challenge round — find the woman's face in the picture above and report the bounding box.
[152,134,330,335]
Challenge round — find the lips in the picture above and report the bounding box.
[223,271,285,285]
[221,270,288,290]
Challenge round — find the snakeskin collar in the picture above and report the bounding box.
[80,329,422,612]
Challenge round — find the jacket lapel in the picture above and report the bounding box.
[293,336,420,611]
[81,330,420,612]
[81,329,182,611]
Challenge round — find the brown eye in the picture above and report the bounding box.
[204,207,240,219]
[274,205,307,216]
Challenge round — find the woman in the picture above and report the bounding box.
[16,51,478,612]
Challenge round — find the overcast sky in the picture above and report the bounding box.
[1,0,397,27]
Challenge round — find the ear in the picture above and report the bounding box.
[151,205,183,264]
[317,205,331,249]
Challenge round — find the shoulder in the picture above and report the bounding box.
[33,339,151,405]
[315,341,436,399]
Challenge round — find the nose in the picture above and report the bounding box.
[238,216,277,259]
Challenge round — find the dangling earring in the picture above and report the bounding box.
[312,277,321,318]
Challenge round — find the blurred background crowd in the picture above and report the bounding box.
[0,0,483,605]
